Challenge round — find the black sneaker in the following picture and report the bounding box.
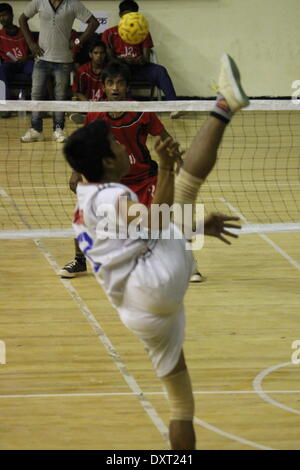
[59,257,87,278]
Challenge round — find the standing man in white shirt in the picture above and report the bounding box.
[19,0,99,143]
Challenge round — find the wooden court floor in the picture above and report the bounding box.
[0,113,300,449]
[0,232,299,450]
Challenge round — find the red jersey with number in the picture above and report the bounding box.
[85,109,164,184]
[0,27,30,62]
[102,25,153,60]
[72,62,105,101]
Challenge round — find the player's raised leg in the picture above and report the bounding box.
[174,53,249,206]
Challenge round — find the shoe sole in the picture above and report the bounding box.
[190,271,204,282]
[59,269,87,278]
[190,275,204,283]
[69,114,85,125]
[220,54,249,107]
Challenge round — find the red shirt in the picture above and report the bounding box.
[85,109,164,184]
[72,62,105,101]
[0,27,30,62]
[102,25,153,60]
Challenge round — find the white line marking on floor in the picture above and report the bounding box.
[220,198,300,271]
[0,188,9,197]
[194,416,273,450]
[1,390,300,399]
[33,238,169,444]
[253,362,300,416]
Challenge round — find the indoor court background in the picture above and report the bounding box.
[0,104,299,450]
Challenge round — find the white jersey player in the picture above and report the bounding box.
[64,54,249,449]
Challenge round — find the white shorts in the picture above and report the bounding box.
[117,236,193,377]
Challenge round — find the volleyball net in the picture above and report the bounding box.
[0,99,300,239]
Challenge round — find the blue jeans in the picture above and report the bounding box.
[0,60,34,99]
[31,59,72,132]
[130,63,177,101]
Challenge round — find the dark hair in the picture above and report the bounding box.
[63,120,115,182]
[101,60,131,86]
[119,0,139,14]
[0,3,13,14]
[88,38,107,54]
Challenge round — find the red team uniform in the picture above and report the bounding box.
[101,26,177,102]
[101,26,153,61]
[0,27,30,61]
[85,109,164,206]
[72,62,105,101]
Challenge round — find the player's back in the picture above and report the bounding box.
[73,182,151,306]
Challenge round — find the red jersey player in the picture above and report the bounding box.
[59,61,202,282]
[84,61,170,206]
[0,2,34,103]
[69,38,107,125]
[72,39,107,102]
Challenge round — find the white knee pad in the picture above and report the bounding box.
[161,368,195,421]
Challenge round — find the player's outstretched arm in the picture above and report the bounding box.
[204,213,241,244]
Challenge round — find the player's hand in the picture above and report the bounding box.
[29,42,44,57]
[69,171,83,193]
[154,136,184,170]
[204,213,241,244]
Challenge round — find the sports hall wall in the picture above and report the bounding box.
[11,0,299,98]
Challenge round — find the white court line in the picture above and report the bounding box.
[0,188,9,197]
[220,198,300,272]
[33,238,169,445]
[1,390,300,399]
[253,362,300,416]
[194,416,273,450]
